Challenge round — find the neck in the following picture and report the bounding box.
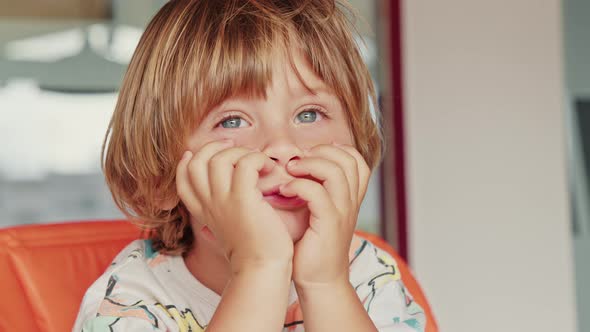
[183,231,231,296]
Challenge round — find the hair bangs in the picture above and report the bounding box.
[185,3,294,124]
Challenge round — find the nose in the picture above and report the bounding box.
[262,135,303,167]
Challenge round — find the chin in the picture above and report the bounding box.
[275,208,310,242]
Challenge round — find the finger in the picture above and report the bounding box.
[176,150,202,216]
[286,157,350,211]
[232,152,276,198]
[187,139,234,201]
[208,146,253,198]
[279,178,337,222]
[334,144,372,203]
[304,144,358,205]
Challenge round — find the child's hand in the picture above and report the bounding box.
[280,143,371,288]
[176,139,294,274]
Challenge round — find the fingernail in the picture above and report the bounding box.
[182,150,192,160]
[333,141,342,146]
[287,160,298,167]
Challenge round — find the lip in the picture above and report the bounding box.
[263,194,307,210]
[262,185,282,197]
[262,185,307,210]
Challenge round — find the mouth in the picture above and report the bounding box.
[262,185,307,210]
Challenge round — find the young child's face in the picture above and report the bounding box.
[187,51,354,242]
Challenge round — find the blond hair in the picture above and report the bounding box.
[103,0,383,255]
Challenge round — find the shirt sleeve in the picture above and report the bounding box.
[350,240,427,332]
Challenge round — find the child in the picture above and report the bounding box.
[74,0,426,331]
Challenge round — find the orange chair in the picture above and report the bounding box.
[0,220,437,332]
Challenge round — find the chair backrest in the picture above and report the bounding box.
[0,220,437,332]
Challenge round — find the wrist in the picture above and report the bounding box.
[231,257,293,279]
[294,275,351,301]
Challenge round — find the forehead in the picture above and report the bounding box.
[213,48,338,109]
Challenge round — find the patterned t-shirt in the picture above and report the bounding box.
[73,235,426,331]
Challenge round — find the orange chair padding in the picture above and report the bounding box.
[0,220,437,331]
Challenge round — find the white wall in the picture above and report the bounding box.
[402,1,578,332]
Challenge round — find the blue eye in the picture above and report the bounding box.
[296,109,319,123]
[218,115,248,129]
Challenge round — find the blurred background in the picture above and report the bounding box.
[0,0,586,331]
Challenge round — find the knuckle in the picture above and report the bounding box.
[334,168,348,183]
[209,148,240,169]
[291,178,304,187]
[243,151,261,162]
[237,151,262,167]
[208,152,225,168]
[192,148,210,165]
[286,179,304,191]
[253,150,268,159]
[332,162,347,178]
[187,157,201,174]
[335,146,358,165]
[340,144,357,154]
[235,155,251,168]
[344,153,358,168]
[343,146,364,161]
[306,179,324,192]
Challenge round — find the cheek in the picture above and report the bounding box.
[227,134,261,150]
[297,126,354,148]
[188,129,261,151]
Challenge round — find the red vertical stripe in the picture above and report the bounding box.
[381,0,408,262]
